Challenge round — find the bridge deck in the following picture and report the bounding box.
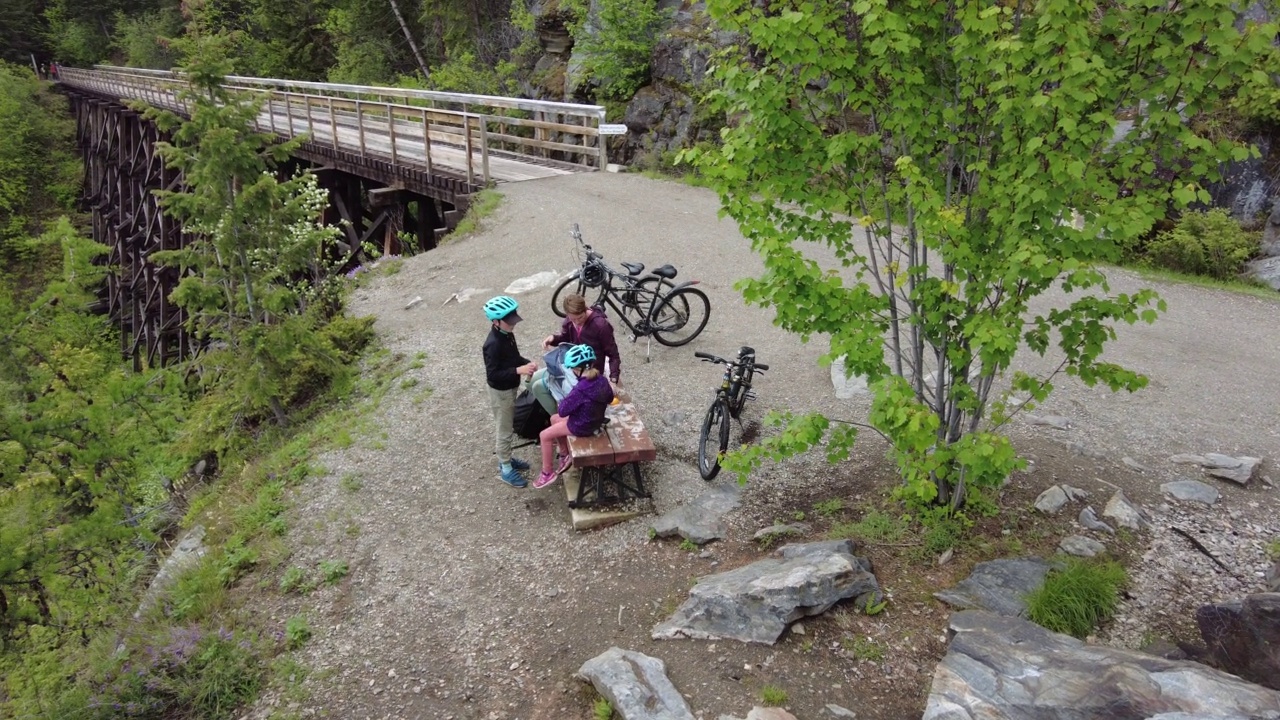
[59,67,608,186]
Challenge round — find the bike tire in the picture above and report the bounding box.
[650,286,711,347]
[550,273,604,318]
[618,276,675,326]
[697,397,731,481]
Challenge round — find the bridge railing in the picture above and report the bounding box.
[59,66,609,185]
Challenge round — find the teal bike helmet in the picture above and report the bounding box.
[483,295,521,322]
[564,344,597,370]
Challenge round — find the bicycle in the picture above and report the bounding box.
[694,346,768,480]
[549,224,711,355]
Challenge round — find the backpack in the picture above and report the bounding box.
[512,388,551,441]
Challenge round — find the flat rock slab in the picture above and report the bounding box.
[1079,505,1115,535]
[923,610,1280,719]
[1027,414,1072,430]
[1161,479,1220,505]
[1059,535,1107,557]
[934,558,1052,617]
[504,270,563,294]
[652,540,880,644]
[1034,485,1069,515]
[1203,454,1261,485]
[1103,490,1149,530]
[578,647,694,720]
[649,483,741,545]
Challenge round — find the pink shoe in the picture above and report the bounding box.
[533,470,558,489]
[556,453,574,476]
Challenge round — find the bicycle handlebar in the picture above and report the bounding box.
[694,352,768,371]
[694,351,718,361]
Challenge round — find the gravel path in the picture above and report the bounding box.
[251,172,1280,720]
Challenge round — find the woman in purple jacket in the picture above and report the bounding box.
[535,344,615,489]
[541,294,621,385]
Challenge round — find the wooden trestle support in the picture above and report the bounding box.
[65,90,476,369]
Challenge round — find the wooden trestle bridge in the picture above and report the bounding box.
[57,65,609,368]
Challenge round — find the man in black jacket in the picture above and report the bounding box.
[482,296,537,487]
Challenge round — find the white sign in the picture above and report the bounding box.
[599,123,629,135]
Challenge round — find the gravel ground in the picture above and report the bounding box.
[248,172,1280,720]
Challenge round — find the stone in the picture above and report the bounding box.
[1196,593,1280,691]
[403,296,423,310]
[1033,485,1069,515]
[753,523,809,541]
[934,558,1052,617]
[1058,535,1107,557]
[134,525,206,619]
[746,709,798,720]
[1102,490,1150,530]
[1247,254,1280,291]
[923,610,1280,719]
[605,163,625,173]
[1169,453,1208,465]
[831,355,870,398]
[1122,456,1151,472]
[652,540,880,644]
[1027,414,1072,430]
[504,270,563,295]
[577,647,695,720]
[1268,561,1280,593]
[1078,505,1115,535]
[825,704,857,718]
[1060,484,1089,501]
[1160,479,1220,505]
[649,484,741,545]
[1202,454,1261,485]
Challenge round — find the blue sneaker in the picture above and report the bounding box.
[508,457,531,471]
[499,464,528,488]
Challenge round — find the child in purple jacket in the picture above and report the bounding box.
[535,344,615,489]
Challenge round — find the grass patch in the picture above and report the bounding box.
[1123,263,1279,300]
[813,498,845,517]
[593,696,614,720]
[285,615,312,650]
[339,472,363,493]
[278,566,313,595]
[829,509,908,544]
[450,189,503,239]
[319,559,349,585]
[760,684,788,706]
[1025,558,1127,638]
[842,635,885,662]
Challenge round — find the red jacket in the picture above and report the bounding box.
[549,310,621,383]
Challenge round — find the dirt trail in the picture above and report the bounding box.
[250,172,1280,720]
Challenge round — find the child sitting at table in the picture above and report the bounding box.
[534,344,614,489]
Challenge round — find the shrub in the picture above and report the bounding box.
[760,684,788,706]
[1141,209,1260,280]
[285,615,311,650]
[1025,558,1127,639]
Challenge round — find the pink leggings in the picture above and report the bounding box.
[540,414,572,470]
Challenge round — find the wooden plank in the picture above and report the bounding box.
[568,433,614,467]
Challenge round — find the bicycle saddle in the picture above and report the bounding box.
[739,346,755,357]
[621,262,645,276]
[651,264,678,279]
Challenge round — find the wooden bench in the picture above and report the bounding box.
[565,391,656,508]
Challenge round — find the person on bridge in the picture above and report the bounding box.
[534,293,620,415]
[534,344,614,490]
[482,296,537,488]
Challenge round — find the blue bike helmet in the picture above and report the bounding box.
[483,295,521,323]
[564,344,597,370]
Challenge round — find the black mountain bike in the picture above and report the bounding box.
[695,347,768,480]
[550,224,710,353]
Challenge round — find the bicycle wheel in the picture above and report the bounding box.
[650,287,711,347]
[619,276,675,327]
[697,397,731,481]
[550,273,604,317]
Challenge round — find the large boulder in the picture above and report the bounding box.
[1196,593,1280,690]
[924,610,1280,719]
[649,483,741,545]
[652,540,881,644]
